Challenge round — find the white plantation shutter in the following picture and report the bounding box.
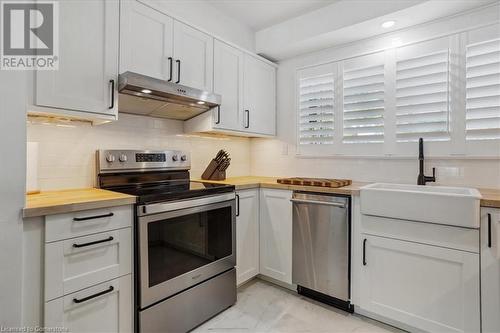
[343,64,385,143]
[298,73,335,145]
[466,39,500,141]
[395,50,450,142]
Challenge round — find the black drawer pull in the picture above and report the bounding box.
[236,194,240,217]
[73,212,114,222]
[244,110,250,128]
[168,57,173,82]
[176,59,181,83]
[363,238,367,266]
[215,105,221,125]
[73,286,114,304]
[73,236,114,248]
[109,80,115,109]
[488,213,492,248]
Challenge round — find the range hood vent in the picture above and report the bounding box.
[118,71,221,121]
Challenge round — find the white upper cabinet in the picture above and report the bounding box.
[120,0,173,81]
[242,54,276,136]
[213,40,243,130]
[35,0,119,117]
[173,21,213,91]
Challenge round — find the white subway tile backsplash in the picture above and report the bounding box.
[28,114,251,190]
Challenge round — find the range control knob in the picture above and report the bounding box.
[180,155,187,161]
[172,155,179,162]
[119,154,128,162]
[106,154,116,163]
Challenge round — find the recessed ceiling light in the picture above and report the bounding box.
[141,89,152,94]
[197,101,206,105]
[381,20,396,29]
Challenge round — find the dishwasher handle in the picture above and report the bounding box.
[290,198,346,208]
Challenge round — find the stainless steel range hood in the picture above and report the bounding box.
[118,72,221,120]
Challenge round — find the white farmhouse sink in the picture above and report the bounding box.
[360,183,482,228]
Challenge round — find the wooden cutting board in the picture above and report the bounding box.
[277,177,352,188]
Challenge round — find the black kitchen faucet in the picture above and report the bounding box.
[417,138,436,186]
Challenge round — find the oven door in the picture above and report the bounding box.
[138,194,236,308]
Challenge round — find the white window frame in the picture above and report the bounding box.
[295,23,500,158]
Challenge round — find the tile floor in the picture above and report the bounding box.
[193,279,404,333]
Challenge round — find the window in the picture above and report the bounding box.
[343,64,385,143]
[396,50,450,142]
[298,73,335,145]
[466,38,500,141]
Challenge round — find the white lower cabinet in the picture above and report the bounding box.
[45,275,132,333]
[481,207,500,333]
[236,189,260,285]
[259,189,293,284]
[359,234,480,333]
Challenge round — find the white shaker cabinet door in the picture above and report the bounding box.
[359,234,480,333]
[259,189,292,284]
[45,275,132,333]
[236,189,260,285]
[242,55,276,136]
[481,208,500,333]
[35,0,119,116]
[120,0,174,81]
[173,21,213,91]
[213,40,243,131]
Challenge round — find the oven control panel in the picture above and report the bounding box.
[97,149,190,172]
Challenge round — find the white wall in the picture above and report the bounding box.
[27,114,250,190]
[142,0,256,52]
[0,72,27,326]
[250,6,500,188]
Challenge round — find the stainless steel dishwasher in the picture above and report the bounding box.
[291,191,352,312]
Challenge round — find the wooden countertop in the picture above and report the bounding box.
[478,188,500,209]
[194,176,500,208]
[23,188,136,218]
[193,176,370,196]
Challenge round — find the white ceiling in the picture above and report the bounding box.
[205,0,338,31]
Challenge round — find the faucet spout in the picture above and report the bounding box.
[417,138,436,185]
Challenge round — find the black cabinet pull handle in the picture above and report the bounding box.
[73,212,114,222]
[236,194,240,217]
[215,105,221,124]
[109,80,115,109]
[244,110,250,128]
[363,238,367,266]
[73,236,114,248]
[73,286,114,304]
[168,57,173,82]
[488,213,492,248]
[175,59,181,83]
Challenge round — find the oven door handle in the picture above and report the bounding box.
[139,192,236,216]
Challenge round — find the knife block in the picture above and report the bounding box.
[201,159,227,180]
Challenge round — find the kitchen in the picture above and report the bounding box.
[1,0,500,332]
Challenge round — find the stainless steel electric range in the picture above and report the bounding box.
[96,149,237,333]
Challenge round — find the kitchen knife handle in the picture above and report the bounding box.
[176,59,181,83]
[109,80,115,109]
[488,213,492,248]
[168,57,173,82]
[363,238,367,266]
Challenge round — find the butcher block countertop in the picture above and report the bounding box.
[195,176,500,208]
[194,176,370,196]
[23,188,136,218]
[478,188,500,209]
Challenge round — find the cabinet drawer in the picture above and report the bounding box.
[361,214,479,253]
[45,275,132,333]
[46,205,132,242]
[45,228,132,301]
